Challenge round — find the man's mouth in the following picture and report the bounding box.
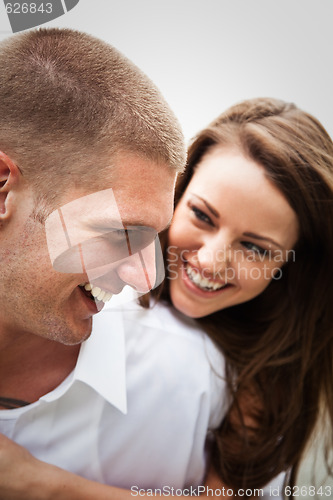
[78,283,113,304]
[185,262,231,292]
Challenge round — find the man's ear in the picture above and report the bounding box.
[0,150,21,220]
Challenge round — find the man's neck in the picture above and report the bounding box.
[0,330,80,409]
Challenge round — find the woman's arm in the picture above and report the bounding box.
[0,434,233,500]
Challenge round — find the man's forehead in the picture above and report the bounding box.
[51,151,177,233]
[53,188,121,221]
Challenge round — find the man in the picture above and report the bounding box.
[0,27,182,358]
[0,27,183,350]
[0,28,227,495]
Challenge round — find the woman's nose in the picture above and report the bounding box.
[195,237,231,278]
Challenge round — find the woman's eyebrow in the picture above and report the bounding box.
[191,194,220,218]
[242,232,283,249]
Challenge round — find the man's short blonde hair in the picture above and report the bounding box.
[0,28,185,203]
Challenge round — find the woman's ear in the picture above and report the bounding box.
[0,151,21,219]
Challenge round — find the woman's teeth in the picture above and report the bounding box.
[79,283,113,303]
[185,263,227,291]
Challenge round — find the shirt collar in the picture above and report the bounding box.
[75,309,127,414]
[40,309,127,414]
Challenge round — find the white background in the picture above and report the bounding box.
[0,0,332,142]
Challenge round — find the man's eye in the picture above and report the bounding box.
[191,206,213,225]
[97,230,123,244]
[242,242,268,257]
[112,229,127,239]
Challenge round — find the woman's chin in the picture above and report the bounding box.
[170,287,206,318]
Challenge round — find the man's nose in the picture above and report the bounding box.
[116,241,158,293]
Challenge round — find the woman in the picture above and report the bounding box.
[0,97,332,498]
[161,96,333,490]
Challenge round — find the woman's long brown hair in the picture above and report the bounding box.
[144,98,333,494]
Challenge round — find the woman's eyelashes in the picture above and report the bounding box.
[189,203,269,257]
[241,241,268,257]
[190,204,213,226]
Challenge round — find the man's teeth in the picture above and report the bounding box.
[185,264,226,291]
[81,283,113,303]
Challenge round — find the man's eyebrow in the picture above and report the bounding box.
[191,194,220,219]
[83,216,123,230]
[122,216,173,233]
[84,215,173,233]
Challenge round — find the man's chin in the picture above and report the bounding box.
[48,318,93,346]
[70,320,93,345]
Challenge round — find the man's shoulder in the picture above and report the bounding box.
[120,300,202,341]
[122,301,225,384]
[120,301,227,430]
[96,300,224,375]
[91,300,225,402]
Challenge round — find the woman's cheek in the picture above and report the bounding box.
[235,262,270,290]
[168,222,187,248]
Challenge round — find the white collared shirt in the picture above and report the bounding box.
[0,301,226,489]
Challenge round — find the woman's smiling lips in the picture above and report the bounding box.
[180,262,233,299]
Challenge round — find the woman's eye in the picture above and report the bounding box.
[242,241,268,257]
[191,206,213,225]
